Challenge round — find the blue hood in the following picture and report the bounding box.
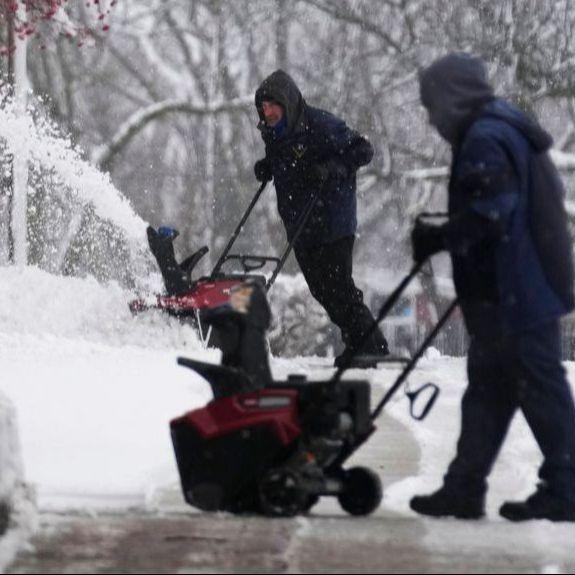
[481,99,553,153]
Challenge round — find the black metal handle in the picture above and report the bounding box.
[406,383,440,421]
[213,254,282,275]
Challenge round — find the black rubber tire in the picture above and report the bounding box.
[259,468,307,517]
[338,467,383,516]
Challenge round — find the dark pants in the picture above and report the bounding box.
[294,236,388,353]
[445,319,575,504]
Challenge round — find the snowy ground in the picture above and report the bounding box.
[1,267,575,572]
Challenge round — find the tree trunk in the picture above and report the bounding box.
[9,3,29,267]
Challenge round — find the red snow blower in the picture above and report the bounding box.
[129,181,318,343]
[170,228,458,517]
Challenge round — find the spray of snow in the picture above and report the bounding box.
[0,98,147,243]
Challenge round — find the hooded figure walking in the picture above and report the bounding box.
[254,70,389,367]
[410,53,575,522]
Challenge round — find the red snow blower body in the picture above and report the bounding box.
[169,281,382,517]
[170,364,378,517]
[129,181,317,331]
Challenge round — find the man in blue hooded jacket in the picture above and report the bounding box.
[254,69,389,367]
[410,53,575,522]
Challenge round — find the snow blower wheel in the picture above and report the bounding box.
[338,467,382,516]
[259,468,307,517]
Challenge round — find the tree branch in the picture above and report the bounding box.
[92,96,253,171]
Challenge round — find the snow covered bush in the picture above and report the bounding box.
[268,273,340,358]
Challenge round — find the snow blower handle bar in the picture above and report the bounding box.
[211,180,269,278]
[210,181,322,290]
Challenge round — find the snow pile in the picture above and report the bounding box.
[0,393,25,517]
[0,267,214,511]
[0,392,36,573]
[0,266,196,350]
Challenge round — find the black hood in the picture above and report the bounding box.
[419,53,495,144]
[481,99,553,153]
[255,69,307,136]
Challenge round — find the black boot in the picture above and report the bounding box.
[500,485,575,522]
[334,330,389,369]
[334,347,388,369]
[410,486,485,519]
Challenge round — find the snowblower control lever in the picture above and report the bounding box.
[405,382,440,421]
[219,254,281,273]
[211,181,323,291]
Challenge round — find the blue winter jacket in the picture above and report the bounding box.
[255,70,373,248]
[446,99,574,335]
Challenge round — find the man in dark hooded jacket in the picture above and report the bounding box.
[410,53,575,522]
[254,69,389,367]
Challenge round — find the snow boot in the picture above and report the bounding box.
[334,329,389,369]
[499,486,575,522]
[334,351,388,369]
[410,486,485,519]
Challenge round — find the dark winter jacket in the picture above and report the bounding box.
[255,70,374,247]
[420,54,574,335]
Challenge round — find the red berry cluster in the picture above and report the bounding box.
[0,0,117,55]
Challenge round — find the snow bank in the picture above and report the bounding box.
[0,266,198,350]
[0,267,215,511]
[0,391,36,573]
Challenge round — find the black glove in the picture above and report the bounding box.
[311,159,349,187]
[411,220,446,264]
[254,158,272,183]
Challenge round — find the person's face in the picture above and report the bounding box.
[262,101,284,127]
[420,87,453,143]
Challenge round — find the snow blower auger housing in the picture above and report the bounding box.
[129,181,319,344]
